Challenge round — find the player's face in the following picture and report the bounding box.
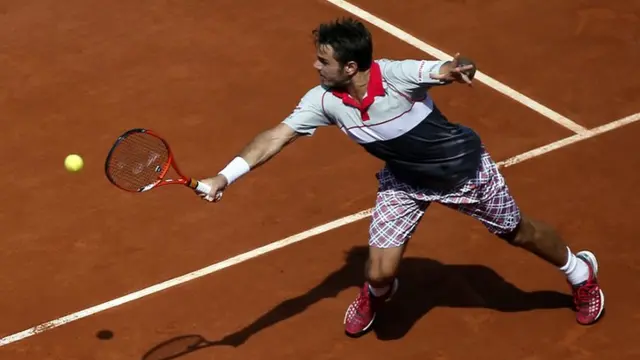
[313,45,354,88]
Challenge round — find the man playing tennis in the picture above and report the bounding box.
[196,17,605,337]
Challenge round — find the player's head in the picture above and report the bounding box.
[312,17,373,88]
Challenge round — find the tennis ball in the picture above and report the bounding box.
[64,154,84,172]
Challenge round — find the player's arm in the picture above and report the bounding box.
[225,122,301,178]
[196,87,331,202]
[196,124,302,202]
[239,122,301,168]
[379,53,476,89]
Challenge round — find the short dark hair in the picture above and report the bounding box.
[312,17,373,71]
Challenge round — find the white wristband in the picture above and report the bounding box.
[218,156,251,185]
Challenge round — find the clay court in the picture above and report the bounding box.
[1,0,639,359]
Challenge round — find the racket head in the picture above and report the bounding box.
[141,334,210,360]
[104,128,181,192]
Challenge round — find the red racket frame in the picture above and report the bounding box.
[104,128,206,193]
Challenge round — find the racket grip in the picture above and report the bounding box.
[194,181,212,194]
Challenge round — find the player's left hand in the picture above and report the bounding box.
[430,53,476,85]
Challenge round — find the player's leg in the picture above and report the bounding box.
[504,217,603,325]
[343,167,428,337]
[441,149,604,325]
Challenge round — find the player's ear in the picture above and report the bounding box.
[344,61,358,76]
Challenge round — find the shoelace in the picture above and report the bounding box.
[351,289,372,323]
[574,282,599,313]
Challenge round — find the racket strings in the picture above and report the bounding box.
[142,335,209,360]
[106,132,171,191]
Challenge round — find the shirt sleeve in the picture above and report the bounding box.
[378,58,449,90]
[281,86,333,136]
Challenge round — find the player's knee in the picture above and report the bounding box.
[497,219,523,244]
[501,215,542,246]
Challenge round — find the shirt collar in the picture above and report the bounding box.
[330,61,384,119]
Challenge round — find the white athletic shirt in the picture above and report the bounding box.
[283,58,482,191]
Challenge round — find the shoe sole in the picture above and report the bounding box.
[576,250,605,324]
[344,279,399,337]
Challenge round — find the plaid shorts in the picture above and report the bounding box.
[369,150,521,248]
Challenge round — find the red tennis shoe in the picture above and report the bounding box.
[344,279,398,337]
[571,251,605,325]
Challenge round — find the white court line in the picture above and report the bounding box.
[0,112,638,347]
[501,112,640,167]
[323,0,589,135]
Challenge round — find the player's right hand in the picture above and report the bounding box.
[196,174,228,202]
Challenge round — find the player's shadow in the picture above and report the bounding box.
[141,246,572,359]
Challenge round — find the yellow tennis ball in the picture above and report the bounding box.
[64,154,84,172]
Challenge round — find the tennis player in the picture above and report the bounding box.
[196,17,605,337]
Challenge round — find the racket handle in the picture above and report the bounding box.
[188,179,221,201]
[194,181,212,194]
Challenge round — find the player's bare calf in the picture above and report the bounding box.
[506,215,605,325]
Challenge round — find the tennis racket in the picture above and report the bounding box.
[104,128,216,200]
